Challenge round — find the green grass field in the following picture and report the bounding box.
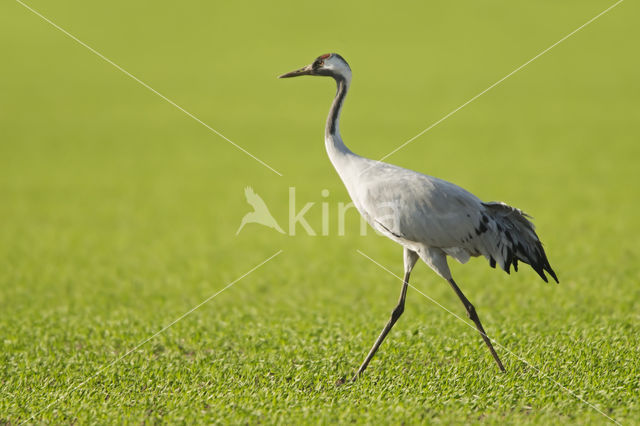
[1,0,639,423]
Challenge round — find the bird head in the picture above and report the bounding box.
[278,53,351,82]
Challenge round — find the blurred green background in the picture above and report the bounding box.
[1,0,638,423]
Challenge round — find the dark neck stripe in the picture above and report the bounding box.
[326,76,347,136]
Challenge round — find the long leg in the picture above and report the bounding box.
[447,278,505,372]
[352,248,418,381]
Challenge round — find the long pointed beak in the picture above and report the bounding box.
[278,64,313,79]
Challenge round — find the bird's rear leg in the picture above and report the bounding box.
[448,279,506,372]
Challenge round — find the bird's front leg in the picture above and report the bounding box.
[352,248,419,381]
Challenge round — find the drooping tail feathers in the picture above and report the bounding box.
[482,202,558,283]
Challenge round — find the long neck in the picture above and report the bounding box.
[325,76,354,159]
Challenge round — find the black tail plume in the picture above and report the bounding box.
[482,202,559,284]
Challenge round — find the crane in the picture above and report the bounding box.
[279,53,558,381]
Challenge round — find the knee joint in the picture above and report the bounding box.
[391,304,404,321]
[466,303,477,319]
